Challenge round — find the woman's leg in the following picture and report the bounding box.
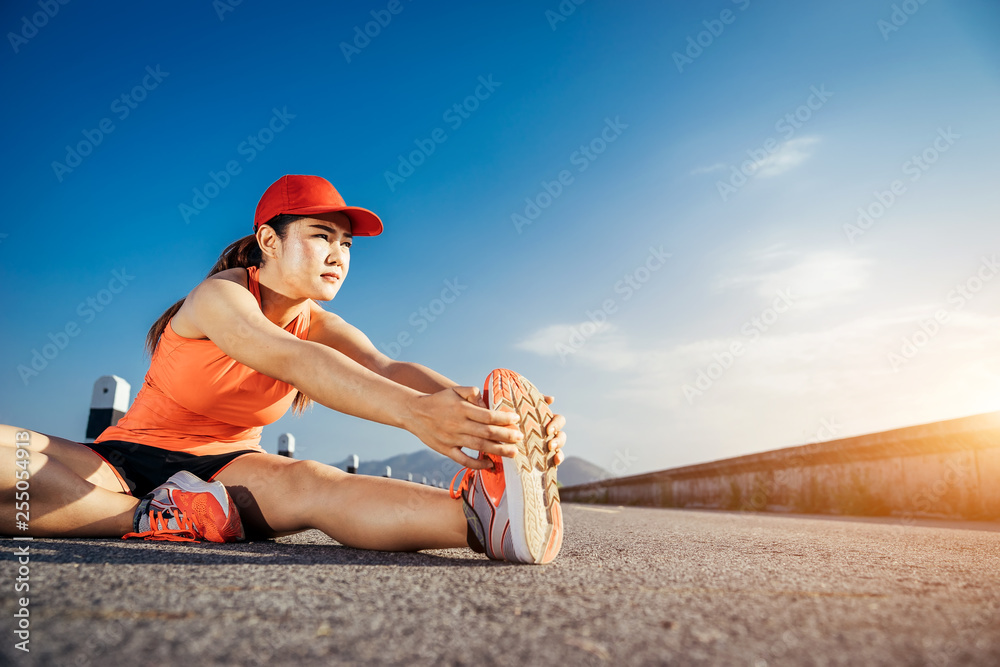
[214,453,469,551]
[0,424,138,537]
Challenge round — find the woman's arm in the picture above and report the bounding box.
[383,361,456,394]
[183,276,522,469]
[305,302,569,464]
[306,302,457,393]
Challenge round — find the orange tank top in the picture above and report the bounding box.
[95,266,311,455]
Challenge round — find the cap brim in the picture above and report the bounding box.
[285,205,383,236]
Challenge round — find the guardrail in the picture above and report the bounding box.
[561,411,1000,520]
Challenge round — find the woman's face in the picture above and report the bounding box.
[273,212,352,301]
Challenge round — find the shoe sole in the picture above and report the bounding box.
[485,369,562,564]
[163,471,244,543]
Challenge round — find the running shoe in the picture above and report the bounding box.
[450,368,562,564]
[122,470,245,543]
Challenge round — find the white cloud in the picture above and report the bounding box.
[513,241,1000,472]
[604,309,1000,454]
[514,324,575,357]
[690,162,726,175]
[716,247,870,309]
[516,322,639,372]
[622,307,1000,409]
[516,298,1000,473]
[753,136,820,178]
[693,135,821,181]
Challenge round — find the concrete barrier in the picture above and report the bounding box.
[561,411,1000,520]
[85,375,130,443]
[278,433,295,458]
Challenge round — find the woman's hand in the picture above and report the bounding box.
[404,387,568,470]
[405,386,523,470]
[543,395,568,467]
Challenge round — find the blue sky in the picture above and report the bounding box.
[2,0,998,476]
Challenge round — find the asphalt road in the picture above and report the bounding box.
[2,505,999,666]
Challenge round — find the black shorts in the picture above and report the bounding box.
[82,440,262,498]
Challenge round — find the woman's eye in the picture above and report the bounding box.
[315,234,328,240]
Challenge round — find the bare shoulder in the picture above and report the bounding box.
[165,268,307,382]
[204,267,249,287]
[172,268,250,339]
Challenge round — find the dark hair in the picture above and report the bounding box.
[145,214,313,415]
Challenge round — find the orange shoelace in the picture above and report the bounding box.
[450,455,505,500]
[449,468,473,500]
[121,508,199,542]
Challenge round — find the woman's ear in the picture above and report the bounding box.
[256,225,280,260]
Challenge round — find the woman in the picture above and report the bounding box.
[1,175,566,565]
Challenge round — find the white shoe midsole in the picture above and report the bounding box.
[503,455,537,563]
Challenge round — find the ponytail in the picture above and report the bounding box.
[145,215,314,415]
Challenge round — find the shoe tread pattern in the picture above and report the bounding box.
[488,369,561,563]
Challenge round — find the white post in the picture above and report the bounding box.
[278,433,295,458]
[383,465,392,478]
[85,375,131,443]
[347,454,359,474]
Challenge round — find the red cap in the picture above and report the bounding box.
[253,175,383,236]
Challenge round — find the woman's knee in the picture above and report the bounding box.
[283,459,347,497]
[0,425,29,449]
[224,457,345,496]
[292,458,346,478]
[0,448,53,502]
[0,427,126,493]
[220,457,346,537]
[0,427,37,488]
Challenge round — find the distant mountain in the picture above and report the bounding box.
[556,456,613,487]
[329,450,611,487]
[330,449,461,486]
